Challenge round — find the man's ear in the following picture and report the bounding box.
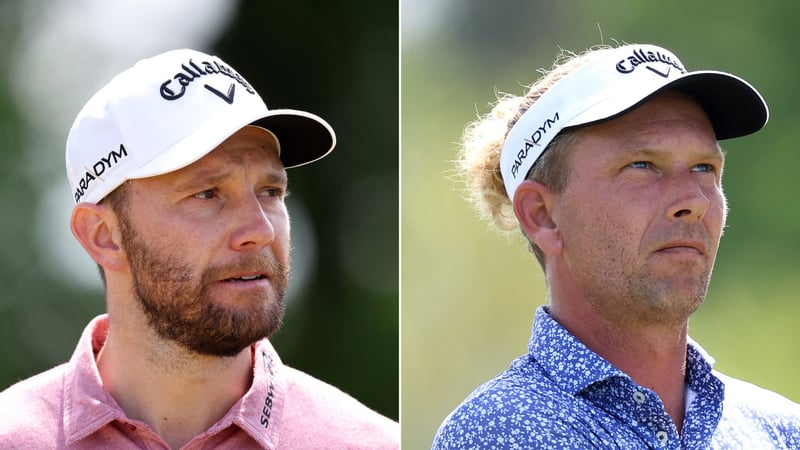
[513,180,563,256]
[70,203,127,273]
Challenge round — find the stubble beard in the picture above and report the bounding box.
[575,239,714,327]
[619,263,711,325]
[121,224,289,358]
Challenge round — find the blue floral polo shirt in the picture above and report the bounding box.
[432,306,800,449]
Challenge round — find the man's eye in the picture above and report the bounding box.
[193,189,216,199]
[628,161,652,169]
[691,163,715,173]
[260,188,285,198]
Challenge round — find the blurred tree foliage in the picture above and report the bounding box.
[0,0,398,420]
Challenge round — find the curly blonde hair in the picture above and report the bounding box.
[456,45,615,266]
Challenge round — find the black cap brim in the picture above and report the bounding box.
[252,109,336,168]
[667,71,769,140]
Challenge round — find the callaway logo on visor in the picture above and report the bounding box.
[159,58,256,103]
[615,48,687,78]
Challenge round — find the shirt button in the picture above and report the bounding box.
[632,391,646,404]
[656,430,668,444]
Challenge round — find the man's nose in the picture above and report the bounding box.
[229,194,276,250]
[665,172,712,224]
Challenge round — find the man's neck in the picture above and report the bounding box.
[96,313,254,449]
[549,298,689,433]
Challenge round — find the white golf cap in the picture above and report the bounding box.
[66,48,336,204]
[500,43,768,201]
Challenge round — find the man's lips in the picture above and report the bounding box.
[654,240,706,255]
[214,272,272,294]
[219,272,270,283]
[204,253,283,286]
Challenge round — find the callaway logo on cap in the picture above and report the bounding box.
[66,48,336,204]
[499,43,769,202]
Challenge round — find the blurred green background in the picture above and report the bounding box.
[0,0,397,420]
[402,1,800,447]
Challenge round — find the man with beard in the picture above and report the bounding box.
[432,44,800,448]
[0,49,398,449]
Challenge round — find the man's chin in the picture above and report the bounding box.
[178,321,278,358]
[183,340,256,358]
[148,302,285,358]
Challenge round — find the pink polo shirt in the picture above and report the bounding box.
[0,315,399,449]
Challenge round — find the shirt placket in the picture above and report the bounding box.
[585,379,681,449]
[628,388,680,449]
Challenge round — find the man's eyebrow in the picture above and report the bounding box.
[173,168,288,193]
[173,170,231,193]
[615,144,725,160]
[617,147,661,158]
[264,170,288,185]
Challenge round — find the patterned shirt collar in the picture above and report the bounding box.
[527,305,724,399]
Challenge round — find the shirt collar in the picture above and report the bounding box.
[685,336,725,399]
[231,339,286,449]
[528,306,627,394]
[63,315,126,444]
[527,306,724,398]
